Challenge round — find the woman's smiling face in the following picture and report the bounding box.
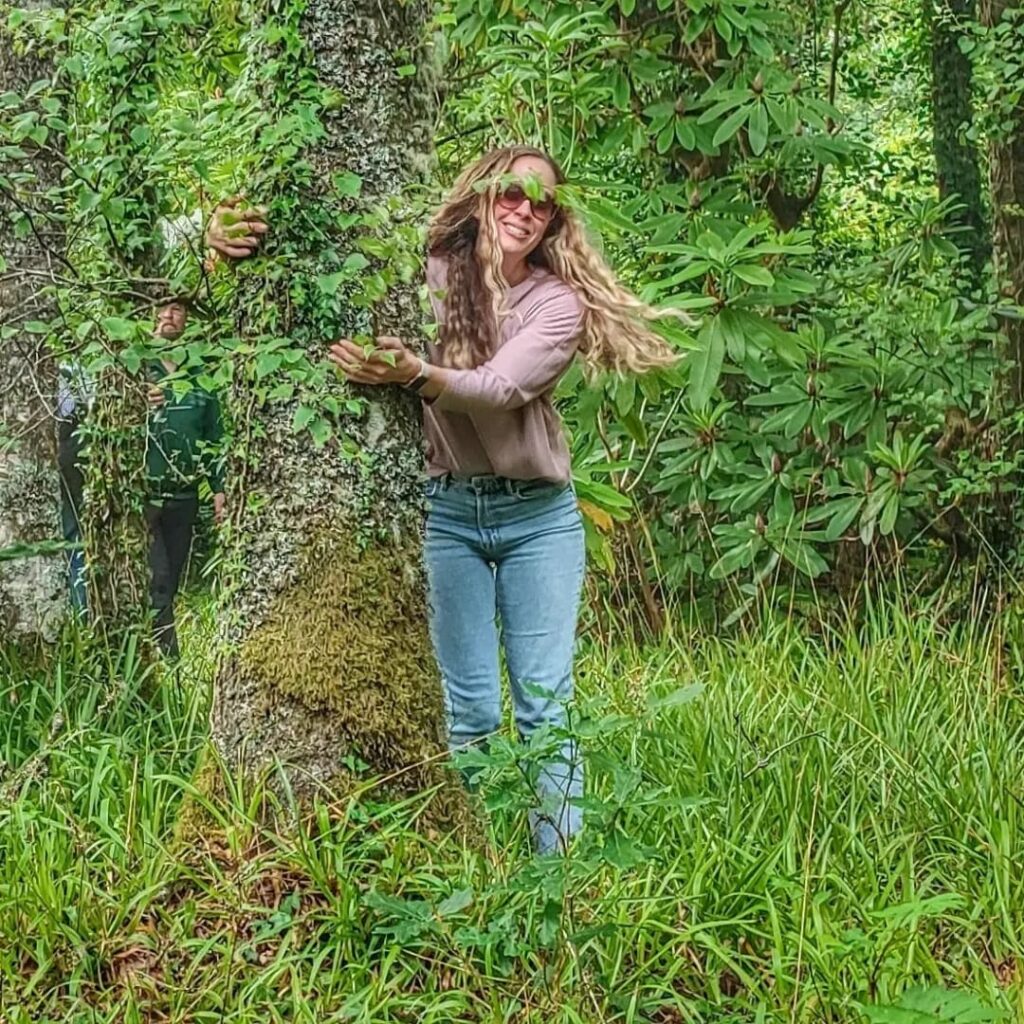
[492,155,558,264]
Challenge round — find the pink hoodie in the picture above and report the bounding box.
[422,255,584,483]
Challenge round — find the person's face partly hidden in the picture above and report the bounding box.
[491,155,558,263]
[154,302,187,340]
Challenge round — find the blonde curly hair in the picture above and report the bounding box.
[426,144,686,374]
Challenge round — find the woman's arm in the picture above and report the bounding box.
[327,287,583,411]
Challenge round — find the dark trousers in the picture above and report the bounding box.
[57,418,87,612]
[145,495,198,658]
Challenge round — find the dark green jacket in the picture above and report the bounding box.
[146,363,225,499]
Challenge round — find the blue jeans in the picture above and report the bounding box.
[424,474,586,854]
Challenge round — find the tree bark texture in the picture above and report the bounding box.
[926,0,990,281]
[981,0,1024,407]
[0,3,66,642]
[206,0,465,827]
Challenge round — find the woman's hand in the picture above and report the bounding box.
[327,335,421,387]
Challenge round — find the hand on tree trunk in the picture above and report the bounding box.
[328,336,422,387]
[206,197,269,262]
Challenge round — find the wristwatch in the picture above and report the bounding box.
[403,357,431,394]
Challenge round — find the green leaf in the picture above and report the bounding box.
[620,410,648,446]
[586,197,640,235]
[317,272,346,296]
[611,69,630,110]
[698,91,750,124]
[437,888,474,917]
[766,96,791,133]
[732,263,775,288]
[824,497,863,541]
[712,104,750,148]
[688,317,725,409]
[709,539,753,578]
[718,307,746,362]
[268,382,295,402]
[102,317,135,341]
[334,171,362,198]
[747,101,769,155]
[744,384,808,407]
[646,683,703,712]
[256,353,283,378]
[880,492,899,535]
[644,100,677,120]
[675,118,697,150]
[121,348,142,374]
[601,832,648,869]
[861,985,1005,1023]
[292,404,316,433]
[0,538,78,562]
[652,260,711,288]
[343,252,370,273]
[778,540,828,578]
[309,416,333,447]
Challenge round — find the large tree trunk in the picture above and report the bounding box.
[206,0,463,826]
[927,0,990,282]
[982,0,1024,407]
[0,3,66,642]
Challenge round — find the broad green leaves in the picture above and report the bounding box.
[688,317,725,409]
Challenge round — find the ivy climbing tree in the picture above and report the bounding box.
[69,0,180,643]
[979,0,1024,408]
[926,0,989,284]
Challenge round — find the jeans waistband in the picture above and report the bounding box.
[431,474,564,496]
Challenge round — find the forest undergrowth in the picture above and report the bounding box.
[0,590,1022,1023]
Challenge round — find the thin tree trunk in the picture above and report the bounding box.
[205,0,464,826]
[981,0,1024,407]
[926,0,990,282]
[0,3,66,641]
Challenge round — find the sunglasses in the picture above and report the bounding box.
[495,183,556,219]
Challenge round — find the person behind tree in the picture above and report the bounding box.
[145,298,226,657]
[327,145,681,853]
[55,361,92,612]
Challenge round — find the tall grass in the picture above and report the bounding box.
[0,594,1020,1022]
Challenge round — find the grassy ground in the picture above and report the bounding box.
[0,592,1021,1023]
